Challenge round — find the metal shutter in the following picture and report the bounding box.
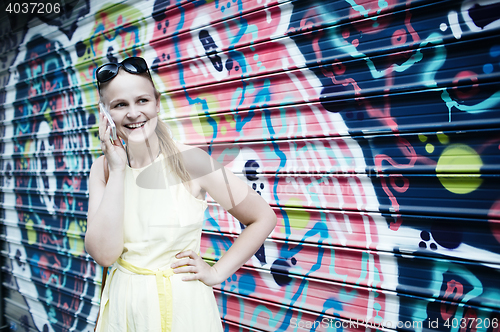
[0,0,499,331]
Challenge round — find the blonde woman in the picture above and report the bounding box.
[85,57,277,331]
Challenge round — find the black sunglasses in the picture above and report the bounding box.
[95,57,151,88]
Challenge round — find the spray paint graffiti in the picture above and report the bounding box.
[149,0,398,329]
[1,6,97,330]
[0,0,499,330]
[287,0,500,329]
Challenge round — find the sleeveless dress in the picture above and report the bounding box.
[95,153,223,332]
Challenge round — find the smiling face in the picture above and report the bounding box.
[99,69,160,145]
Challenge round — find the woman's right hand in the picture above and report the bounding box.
[99,110,127,172]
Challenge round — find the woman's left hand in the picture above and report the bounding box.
[171,250,223,286]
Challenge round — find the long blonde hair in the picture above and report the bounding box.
[98,70,192,187]
[154,106,192,188]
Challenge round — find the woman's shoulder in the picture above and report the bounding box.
[89,155,106,180]
[91,155,105,170]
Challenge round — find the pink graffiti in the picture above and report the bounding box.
[150,0,392,327]
[375,137,417,215]
[488,200,500,243]
[441,279,464,321]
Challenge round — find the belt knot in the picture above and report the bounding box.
[117,258,173,332]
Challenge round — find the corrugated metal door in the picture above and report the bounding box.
[1,0,499,331]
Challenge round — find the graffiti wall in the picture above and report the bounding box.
[0,0,498,331]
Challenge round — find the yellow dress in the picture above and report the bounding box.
[95,153,223,332]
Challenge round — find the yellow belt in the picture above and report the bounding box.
[117,258,174,332]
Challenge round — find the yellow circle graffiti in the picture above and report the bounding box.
[436,144,483,194]
[286,200,311,230]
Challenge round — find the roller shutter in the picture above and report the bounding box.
[0,0,499,331]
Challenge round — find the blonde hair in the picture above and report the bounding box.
[154,111,192,189]
[98,70,192,188]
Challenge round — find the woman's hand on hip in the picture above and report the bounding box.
[171,250,223,287]
[99,110,126,171]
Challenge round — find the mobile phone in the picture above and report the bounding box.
[99,102,117,141]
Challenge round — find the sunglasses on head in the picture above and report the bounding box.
[95,57,151,88]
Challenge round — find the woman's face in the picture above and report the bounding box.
[100,70,159,144]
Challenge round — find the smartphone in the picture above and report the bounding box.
[99,102,117,141]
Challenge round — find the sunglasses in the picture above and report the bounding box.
[95,57,151,88]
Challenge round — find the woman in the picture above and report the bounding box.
[85,57,277,331]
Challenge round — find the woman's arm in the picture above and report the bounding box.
[171,147,277,285]
[205,174,277,284]
[85,113,128,267]
[85,155,126,267]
